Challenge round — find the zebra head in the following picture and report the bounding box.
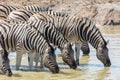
[43,47,59,73]
[61,43,77,69]
[0,50,12,76]
[96,41,111,67]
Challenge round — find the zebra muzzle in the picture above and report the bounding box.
[0,68,12,76]
[5,69,12,76]
[70,61,77,69]
[49,65,59,73]
[104,59,111,67]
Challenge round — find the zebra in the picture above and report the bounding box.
[7,10,77,69]
[0,21,59,75]
[28,14,111,67]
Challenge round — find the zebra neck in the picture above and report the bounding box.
[57,37,68,50]
[32,33,48,54]
[88,29,106,49]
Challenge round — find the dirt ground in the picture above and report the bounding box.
[0,0,120,26]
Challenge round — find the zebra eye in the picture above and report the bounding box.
[2,61,5,64]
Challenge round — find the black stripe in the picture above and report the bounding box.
[0,24,7,33]
[0,9,6,14]
[13,12,27,21]
[84,20,91,41]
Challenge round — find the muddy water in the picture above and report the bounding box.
[0,26,120,80]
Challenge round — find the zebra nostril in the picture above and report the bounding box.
[104,60,111,67]
[70,61,77,69]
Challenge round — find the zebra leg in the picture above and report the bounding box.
[34,54,43,69]
[75,43,81,65]
[40,57,44,69]
[81,43,90,56]
[34,53,39,68]
[16,53,22,70]
[28,53,33,70]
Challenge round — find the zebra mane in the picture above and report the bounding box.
[95,26,107,45]
[47,10,69,17]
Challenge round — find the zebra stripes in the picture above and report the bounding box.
[28,13,111,67]
[0,21,59,74]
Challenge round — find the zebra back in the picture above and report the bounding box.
[22,5,51,12]
[8,9,35,21]
[29,13,107,49]
[0,4,17,19]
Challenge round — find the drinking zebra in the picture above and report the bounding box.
[27,20,77,69]
[28,14,111,67]
[0,21,59,76]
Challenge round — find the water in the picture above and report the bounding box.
[0,26,120,80]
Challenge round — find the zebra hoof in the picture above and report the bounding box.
[76,60,79,65]
[5,69,12,76]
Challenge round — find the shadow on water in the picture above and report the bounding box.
[79,55,103,67]
[11,65,50,72]
[12,74,22,77]
[79,55,90,67]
